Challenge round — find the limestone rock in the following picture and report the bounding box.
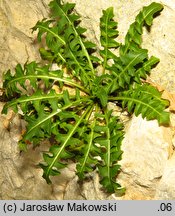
[64,171,119,200]
[116,115,173,200]
[63,115,173,200]
[0,103,77,200]
[0,0,49,80]
[155,152,175,199]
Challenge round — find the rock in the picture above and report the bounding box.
[0,0,49,77]
[0,103,51,199]
[63,115,173,200]
[116,115,173,200]
[64,171,119,200]
[0,102,77,199]
[0,0,175,200]
[155,152,175,199]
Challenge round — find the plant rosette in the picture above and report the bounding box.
[1,0,169,194]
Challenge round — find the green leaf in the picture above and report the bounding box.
[106,2,163,91]
[76,106,101,179]
[142,2,164,26]
[112,84,170,125]
[134,56,160,82]
[41,104,93,183]
[120,2,163,55]
[100,7,119,48]
[2,89,63,114]
[96,88,108,107]
[2,62,89,97]
[111,49,148,88]
[100,7,119,73]
[1,1,169,195]
[120,49,148,66]
[33,0,97,87]
[95,110,125,193]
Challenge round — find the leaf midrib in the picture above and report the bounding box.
[25,98,91,137]
[114,51,146,81]
[122,3,162,55]
[7,74,90,94]
[36,24,66,45]
[45,105,93,180]
[58,4,95,75]
[109,95,163,117]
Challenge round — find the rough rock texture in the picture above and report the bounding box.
[64,115,174,200]
[155,152,175,199]
[117,115,173,200]
[0,0,175,200]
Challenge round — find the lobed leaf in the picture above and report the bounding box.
[95,110,125,193]
[1,1,169,195]
[120,2,163,55]
[33,0,97,87]
[100,7,119,73]
[112,84,170,125]
[41,104,93,183]
[109,2,163,90]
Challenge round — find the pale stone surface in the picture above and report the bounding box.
[117,115,173,200]
[0,103,76,199]
[0,0,50,84]
[0,0,175,200]
[63,115,173,200]
[155,152,175,199]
